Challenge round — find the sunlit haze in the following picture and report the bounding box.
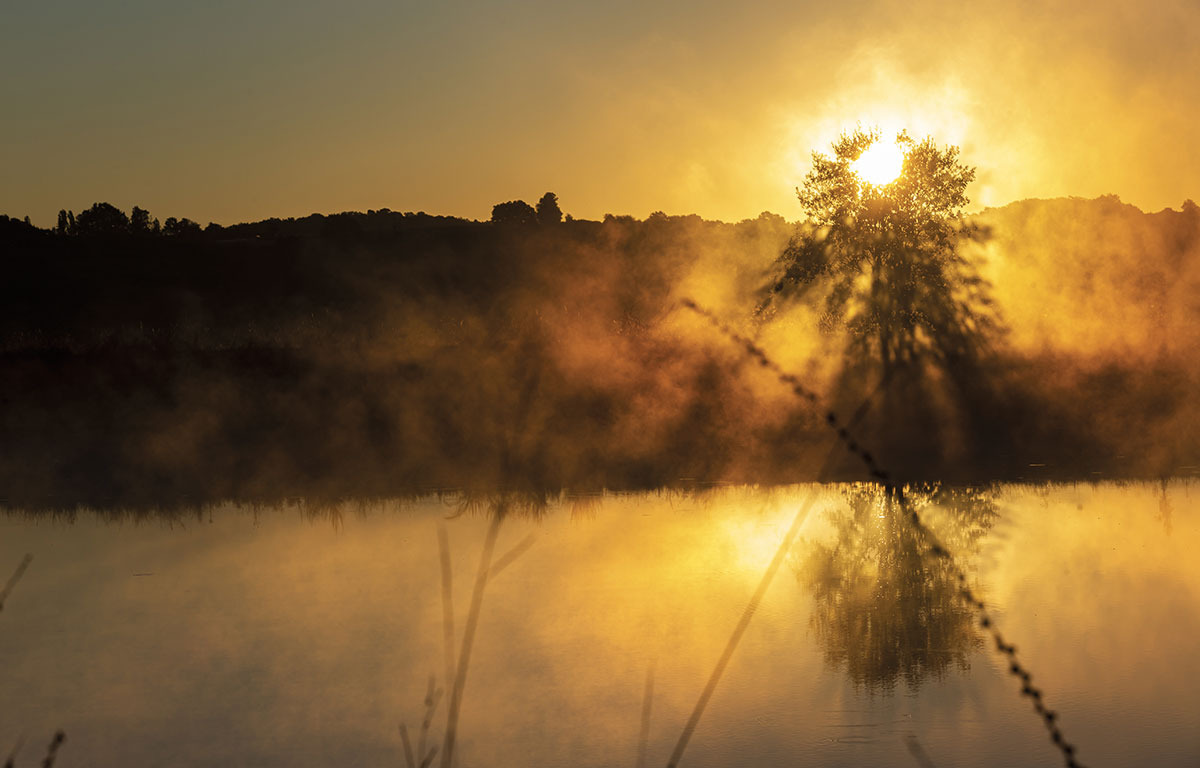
[852,140,905,186]
[2,0,1198,225]
[2,4,1200,766]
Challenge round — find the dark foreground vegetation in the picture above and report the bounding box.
[1,193,1198,509]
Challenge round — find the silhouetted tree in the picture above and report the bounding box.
[73,202,130,236]
[130,206,152,234]
[535,192,562,225]
[162,216,201,237]
[321,213,360,240]
[763,129,1005,473]
[0,215,40,238]
[56,209,69,236]
[769,129,996,383]
[491,200,536,226]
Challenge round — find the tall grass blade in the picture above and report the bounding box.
[440,512,503,768]
[636,660,655,768]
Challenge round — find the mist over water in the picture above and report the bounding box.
[1,484,1195,768]
[1,195,1199,766]
[3,6,1199,768]
[1,196,1198,508]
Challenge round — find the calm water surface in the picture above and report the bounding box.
[1,483,1196,767]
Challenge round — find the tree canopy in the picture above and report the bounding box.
[72,202,130,236]
[491,199,537,226]
[770,128,997,382]
[535,192,562,225]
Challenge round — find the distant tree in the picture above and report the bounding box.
[321,213,360,240]
[67,210,76,234]
[162,216,201,237]
[491,199,537,226]
[73,202,130,236]
[151,217,161,235]
[130,206,152,234]
[0,215,42,238]
[535,192,562,225]
[56,209,69,235]
[602,213,637,225]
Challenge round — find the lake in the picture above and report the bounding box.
[1,483,1196,767]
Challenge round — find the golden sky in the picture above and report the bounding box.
[2,0,1197,226]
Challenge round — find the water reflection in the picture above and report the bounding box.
[797,485,997,692]
[1157,479,1173,535]
[0,484,1196,767]
[406,491,548,768]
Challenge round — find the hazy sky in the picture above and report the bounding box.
[3,0,1198,226]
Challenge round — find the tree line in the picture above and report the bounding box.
[54,202,204,237]
[7,192,570,240]
[490,192,564,226]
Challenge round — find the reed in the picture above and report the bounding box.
[0,554,32,614]
[401,501,537,768]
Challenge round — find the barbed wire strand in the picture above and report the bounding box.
[680,298,1086,768]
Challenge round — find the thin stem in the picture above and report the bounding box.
[0,554,33,614]
[636,660,655,768]
[664,446,841,768]
[440,512,503,768]
[487,532,537,582]
[400,724,416,768]
[437,522,456,703]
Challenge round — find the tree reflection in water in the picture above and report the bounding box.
[796,485,998,692]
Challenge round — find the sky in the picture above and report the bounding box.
[2,0,1198,227]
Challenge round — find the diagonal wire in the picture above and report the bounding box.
[681,297,1087,768]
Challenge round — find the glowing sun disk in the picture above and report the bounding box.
[853,141,905,186]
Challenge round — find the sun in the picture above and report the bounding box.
[852,140,905,186]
